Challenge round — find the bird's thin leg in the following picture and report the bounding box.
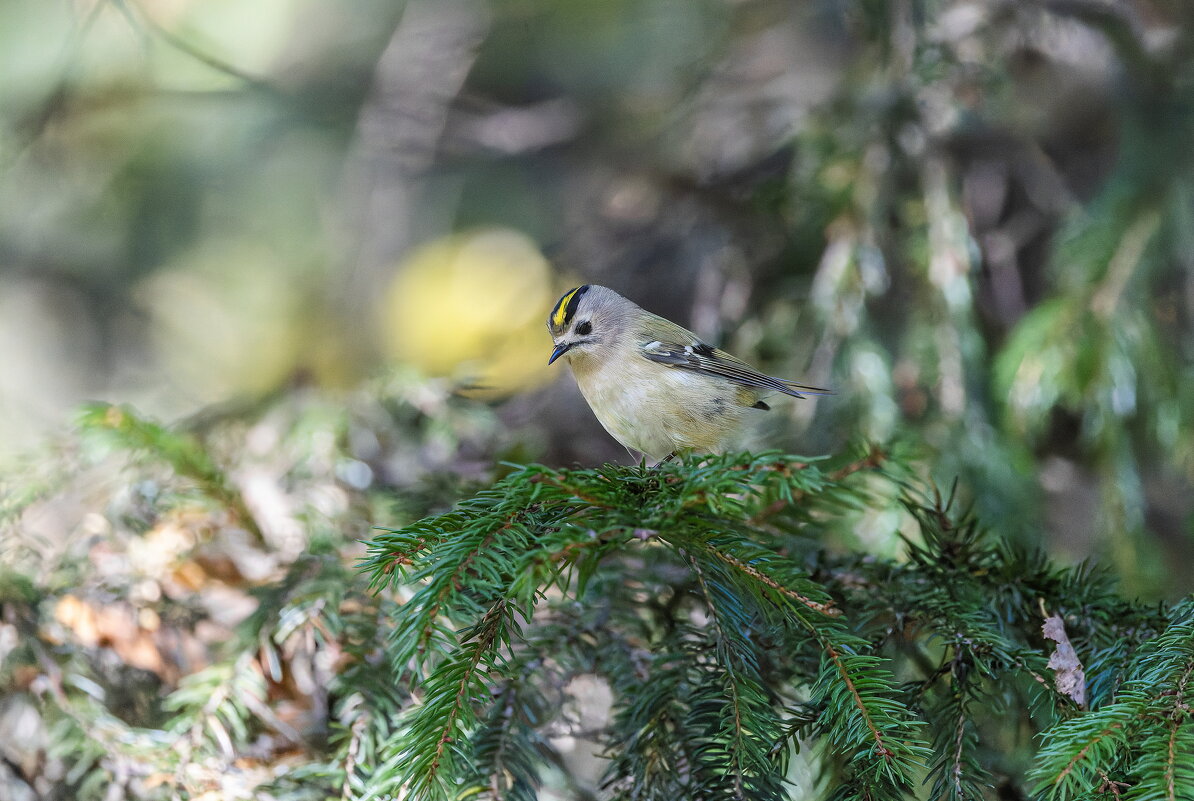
[654,452,677,468]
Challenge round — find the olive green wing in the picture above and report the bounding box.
[636,313,831,399]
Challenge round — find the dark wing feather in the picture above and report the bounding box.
[637,315,831,398]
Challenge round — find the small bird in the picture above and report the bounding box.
[546,285,829,462]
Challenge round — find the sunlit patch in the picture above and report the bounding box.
[379,228,559,397]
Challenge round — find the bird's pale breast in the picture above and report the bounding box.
[568,344,754,461]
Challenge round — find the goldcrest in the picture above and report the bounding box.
[547,285,828,462]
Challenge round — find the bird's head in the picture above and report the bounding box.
[546,284,632,365]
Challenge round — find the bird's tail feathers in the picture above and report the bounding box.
[782,381,834,397]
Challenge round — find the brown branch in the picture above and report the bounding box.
[827,445,888,482]
[687,553,748,800]
[1090,210,1161,321]
[427,600,507,781]
[489,687,517,800]
[750,446,887,525]
[824,642,894,760]
[124,0,290,99]
[951,703,967,797]
[413,508,526,658]
[704,544,841,617]
[1165,659,1194,801]
[1175,659,1193,709]
[531,474,617,508]
[1054,722,1123,786]
[1166,717,1178,801]
[1097,771,1128,798]
[416,529,496,657]
[340,713,368,801]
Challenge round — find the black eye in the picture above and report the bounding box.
[576,320,592,336]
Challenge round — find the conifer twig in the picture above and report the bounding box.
[1054,721,1123,786]
[687,554,750,800]
[705,544,841,617]
[951,703,967,797]
[823,642,894,760]
[425,599,507,782]
[750,446,886,524]
[341,713,368,801]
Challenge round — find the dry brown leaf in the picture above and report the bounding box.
[53,596,164,675]
[53,596,97,645]
[171,560,210,591]
[143,772,174,790]
[1042,613,1087,708]
[11,665,40,691]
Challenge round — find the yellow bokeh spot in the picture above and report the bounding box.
[379,228,559,397]
[139,241,307,405]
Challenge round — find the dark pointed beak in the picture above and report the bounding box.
[548,342,572,365]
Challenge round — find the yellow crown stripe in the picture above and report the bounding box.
[552,288,580,327]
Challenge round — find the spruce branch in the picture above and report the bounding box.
[376,598,518,801]
[688,553,750,801]
[704,542,842,617]
[601,642,694,800]
[922,650,993,801]
[431,600,508,781]
[77,402,265,541]
[358,452,1192,800]
[685,551,788,801]
[341,714,368,801]
[475,684,538,801]
[1031,601,1194,800]
[747,445,887,525]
